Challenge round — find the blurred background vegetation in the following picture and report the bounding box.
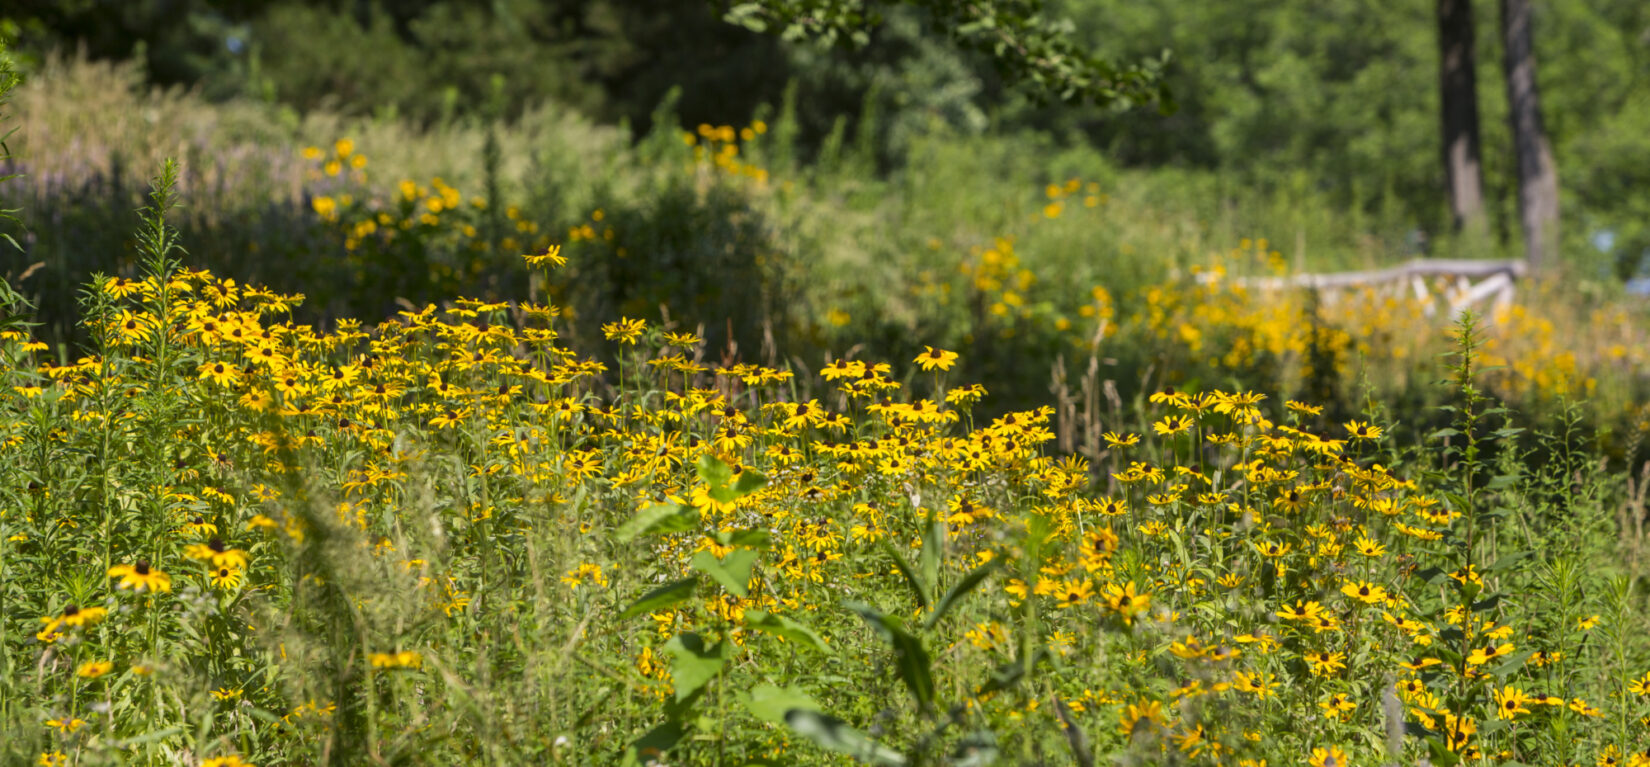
[0,0,1647,443]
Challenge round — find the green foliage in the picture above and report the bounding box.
[723,0,1172,108]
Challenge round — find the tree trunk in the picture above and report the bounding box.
[1437,0,1486,232]
[1501,0,1561,271]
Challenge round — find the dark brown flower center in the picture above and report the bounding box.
[135,561,151,575]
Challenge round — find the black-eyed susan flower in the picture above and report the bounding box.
[1308,746,1348,767]
[209,566,243,590]
[1055,579,1093,608]
[1493,685,1531,719]
[1104,581,1151,624]
[601,316,646,345]
[201,755,255,767]
[368,651,424,670]
[1343,420,1382,440]
[1340,580,1387,605]
[1304,650,1347,676]
[75,660,113,679]
[1116,699,1165,737]
[184,538,250,570]
[1102,431,1139,448]
[913,346,959,372]
[1152,414,1194,436]
[44,717,85,734]
[109,561,171,593]
[1277,600,1321,622]
[1466,642,1515,667]
[198,360,240,387]
[1319,693,1356,720]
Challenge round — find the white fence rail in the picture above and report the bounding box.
[1196,258,1527,318]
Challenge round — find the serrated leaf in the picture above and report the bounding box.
[619,578,698,621]
[784,710,907,766]
[745,683,819,725]
[664,633,727,703]
[925,561,997,629]
[691,548,759,598]
[616,503,697,542]
[745,610,830,654]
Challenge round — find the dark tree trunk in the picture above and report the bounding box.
[1437,0,1486,232]
[1501,0,1561,271]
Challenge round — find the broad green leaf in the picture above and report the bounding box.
[717,527,772,550]
[879,542,930,611]
[784,709,907,766]
[744,683,819,725]
[926,561,997,629]
[732,468,768,497]
[691,548,760,598]
[1488,647,1537,678]
[619,578,699,621]
[696,454,733,488]
[623,721,685,767]
[616,503,697,542]
[745,610,830,654]
[664,633,728,703]
[846,602,934,711]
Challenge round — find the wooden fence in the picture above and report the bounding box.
[1195,258,1528,318]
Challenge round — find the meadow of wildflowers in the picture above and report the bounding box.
[3,52,1650,767]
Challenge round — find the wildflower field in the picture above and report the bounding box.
[4,43,1650,767]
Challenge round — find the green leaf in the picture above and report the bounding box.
[616,503,697,542]
[691,548,760,598]
[733,468,768,497]
[716,527,772,550]
[619,578,699,621]
[623,721,685,767]
[744,683,819,725]
[706,468,766,505]
[696,454,733,488]
[846,602,934,711]
[664,633,728,703]
[879,542,930,611]
[1486,551,1531,574]
[1469,593,1502,612]
[745,610,830,654]
[784,710,907,766]
[949,731,1000,767]
[1488,647,1537,678]
[925,561,997,629]
[919,512,944,593]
